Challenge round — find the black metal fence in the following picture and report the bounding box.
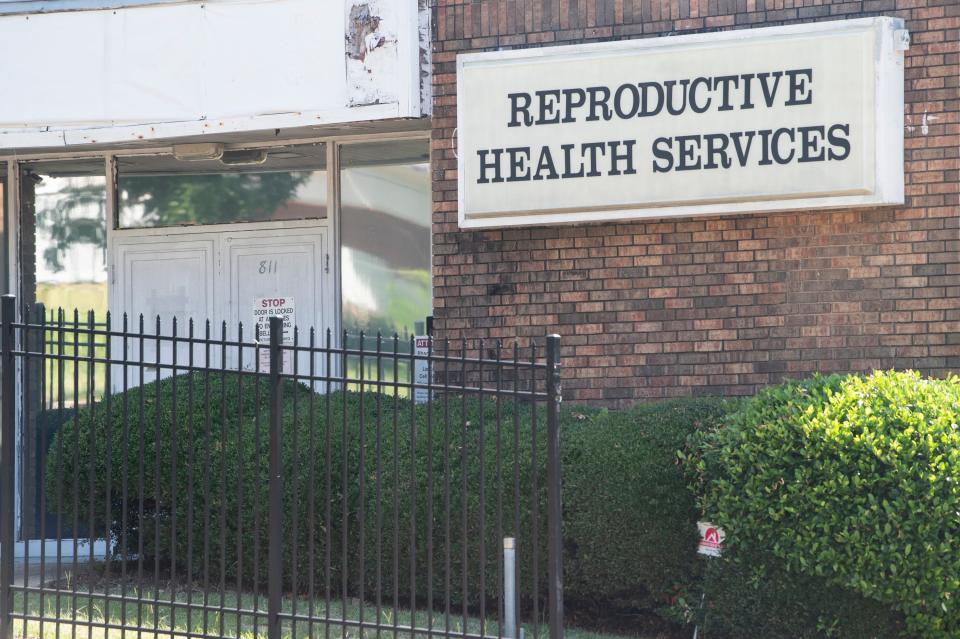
[0,295,564,639]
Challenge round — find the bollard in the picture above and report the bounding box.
[504,537,517,639]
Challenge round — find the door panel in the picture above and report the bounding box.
[108,224,331,390]
[223,228,327,377]
[111,237,216,389]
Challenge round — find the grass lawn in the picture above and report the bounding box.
[32,283,109,408]
[36,283,107,319]
[11,587,653,639]
[31,283,416,403]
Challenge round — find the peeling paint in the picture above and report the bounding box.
[346,3,383,62]
[345,0,399,107]
[418,0,432,116]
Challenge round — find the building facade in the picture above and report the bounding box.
[0,0,953,412]
[430,0,958,406]
[0,0,951,555]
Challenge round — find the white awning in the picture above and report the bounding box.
[0,0,429,150]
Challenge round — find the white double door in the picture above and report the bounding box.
[108,222,333,390]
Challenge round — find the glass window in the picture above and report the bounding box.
[19,159,108,540]
[117,143,327,228]
[340,139,431,342]
[20,159,108,320]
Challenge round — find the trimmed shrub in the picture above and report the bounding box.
[690,373,845,513]
[46,372,548,608]
[695,371,960,638]
[45,371,728,621]
[46,372,361,590]
[563,398,729,612]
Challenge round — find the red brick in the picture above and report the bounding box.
[431,0,960,407]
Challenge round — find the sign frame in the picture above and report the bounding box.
[456,17,906,229]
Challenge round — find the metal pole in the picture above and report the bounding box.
[503,537,517,639]
[545,335,563,639]
[267,315,284,639]
[0,295,16,639]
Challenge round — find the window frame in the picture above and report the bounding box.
[338,139,433,341]
[18,156,111,306]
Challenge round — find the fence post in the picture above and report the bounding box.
[268,315,284,639]
[0,295,16,639]
[545,334,563,639]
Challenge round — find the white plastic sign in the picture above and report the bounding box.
[254,297,296,341]
[457,18,905,227]
[414,336,431,404]
[255,296,296,374]
[697,521,725,558]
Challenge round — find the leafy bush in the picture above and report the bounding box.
[46,372,356,590]
[695,371,960,638]
[563,398,729,612]
[45,372,728,621]
[697,550,907,638]
[46,372,545,607]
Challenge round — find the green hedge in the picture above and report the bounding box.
[51,369,945,636]
[562,398,728,611]
[45,372,726,618]
[694,371,960,638]
[47,373,540,608]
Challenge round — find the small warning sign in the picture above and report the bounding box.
[253,296,296,342]
[254,296,296,374]
[414,336,431,404]
[257,345,294,375]
[697,522,725,558]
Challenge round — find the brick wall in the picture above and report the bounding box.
[430,0,959,407]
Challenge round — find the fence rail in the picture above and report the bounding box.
[0,295,564,639]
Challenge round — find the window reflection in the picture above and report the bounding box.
[21,159,108,320]
[117,144,327,228]
[19,159,108,541]
[340,140,431,342]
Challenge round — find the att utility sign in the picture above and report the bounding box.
[456,17,906,228]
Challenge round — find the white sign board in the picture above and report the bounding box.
[697,521,725,558]
[457,17,906,228]
[414,336,432,404]
[0,0,425,149]
[255,296,296,374]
